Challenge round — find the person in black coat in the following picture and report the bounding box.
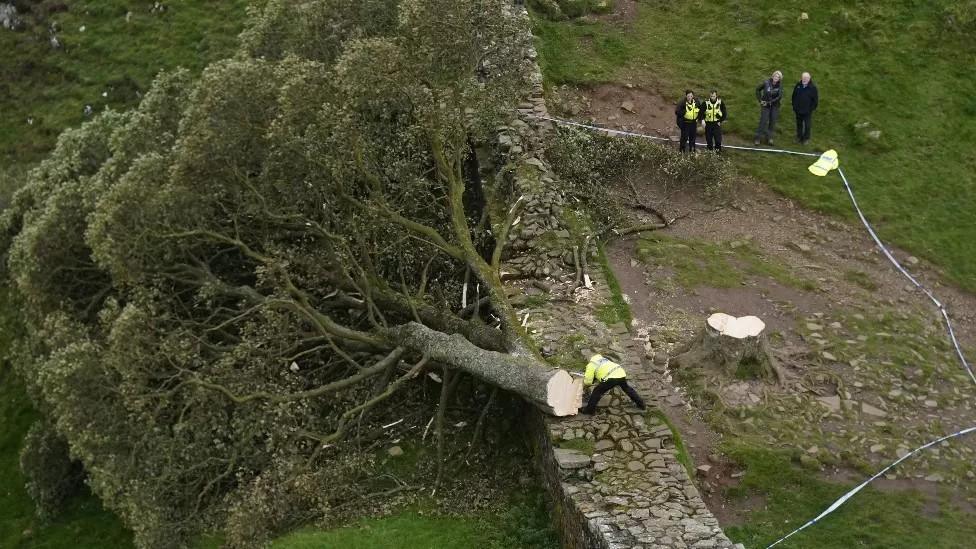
[792,72,819,144]
[675,90,703,153]
[702,90,728,153]
[754,70,783,145]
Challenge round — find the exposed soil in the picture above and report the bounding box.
[590,0,641,28]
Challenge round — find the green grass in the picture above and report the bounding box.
[532,0,976,292]
[842,269,878,291]
[637,233,817,291]
[646,410,694,478]
[0,0,257,169]
[723,443,976,549]
[556,438,595,455]
[594,243,632,327]
[270,492,557,549]
[0,290,133,548]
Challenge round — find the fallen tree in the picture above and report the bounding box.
[0,1,578,546]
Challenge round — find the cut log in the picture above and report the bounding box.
[390,321,583,416]
[672,313,782,383]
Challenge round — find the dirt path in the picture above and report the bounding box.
[603,178,976,524]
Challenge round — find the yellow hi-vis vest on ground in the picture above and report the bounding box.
[808,149,839,176]
[683,101,700,121]
[583,355,627,386]
[704,99,722,122]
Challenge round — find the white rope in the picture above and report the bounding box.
[765,425,976,548]
[539,114,974,385]
[537,115,820,157]
[838,167,976,385]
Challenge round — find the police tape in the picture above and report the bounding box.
[837,167,976,385]
[765,425,976,548]
[532,114,976,546]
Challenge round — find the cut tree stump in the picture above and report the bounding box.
[672,313,783,383]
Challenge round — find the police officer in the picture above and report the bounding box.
[702,90,727,153]
[754,70,783,145]
[580,354,646,415]
[675,90,703,153]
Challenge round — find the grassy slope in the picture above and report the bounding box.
[270,493,557,549]
[533,0,976,291]
[1,3,257,545]
[0,0,255,168]
[723,444,976,549]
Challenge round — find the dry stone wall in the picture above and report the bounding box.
[508,272,741,549]
[501,4,741,548]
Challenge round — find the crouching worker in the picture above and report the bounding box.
[580,354,646,415]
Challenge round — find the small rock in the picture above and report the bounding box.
[627,460,646,471]
[554,448,591,470]
[924,473,943,483]
[817,395,841,412]
[806,323,824,331]
[799,12,809,21]
[822,351,837,361]
[799,454,820,470]
[906,256,920,266]
[923,399,938,408]
[595,439,615,451]
[620,100,636,113]
[806,446,819,455]
[870,444,885,453]
[696,465,712,476]
[861,403,887,418]
[387,446,404,457]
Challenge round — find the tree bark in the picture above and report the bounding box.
[672,313,782,383]
[390,321,583,416]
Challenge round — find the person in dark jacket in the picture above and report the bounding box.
[675,90,703,153]
[791,72,819,144]
[702,90,728,153]
[754,70,783,145]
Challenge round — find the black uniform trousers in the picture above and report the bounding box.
[795,112,812,142]
[679,121,698,152]
[582,378,646,414]
[705,122,723,151]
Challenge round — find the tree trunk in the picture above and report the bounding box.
[390,321,583,416]
[672,313,782,383]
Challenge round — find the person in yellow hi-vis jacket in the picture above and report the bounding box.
[580,354,646,415]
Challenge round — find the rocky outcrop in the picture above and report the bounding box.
[1,3,23,31]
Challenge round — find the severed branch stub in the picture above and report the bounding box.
[672,313,783,384]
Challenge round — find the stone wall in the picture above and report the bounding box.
[502,4,741,548]
[511,270,741,548]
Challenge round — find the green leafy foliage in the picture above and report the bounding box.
[18,420,85,522]
[547,127,733,233]
[1,1,535,547]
